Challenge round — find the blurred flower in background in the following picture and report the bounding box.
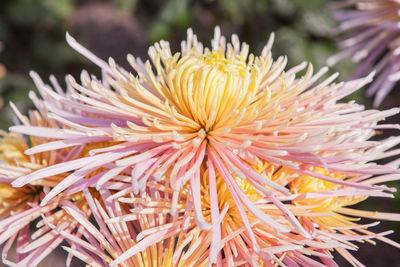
[328,0,400,107]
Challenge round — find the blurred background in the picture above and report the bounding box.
[0,0,399,266]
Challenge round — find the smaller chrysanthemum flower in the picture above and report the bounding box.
[0,132,79,266]
[328,0,400,106]
[0,104,110,266]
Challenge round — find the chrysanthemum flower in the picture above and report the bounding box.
[8,27,400,265]
[328,0,400,106]
[0,105,109,266]
[0,132,77,265]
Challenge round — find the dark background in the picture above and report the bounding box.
[0,0,398,266]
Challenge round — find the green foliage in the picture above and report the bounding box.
[6,0,73,25]
[114,0,138,13]
[148,0,192,42]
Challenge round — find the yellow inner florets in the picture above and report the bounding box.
[202,51,249,77]
[135,39,276,143]
[110,31,282,146]
[164,50,265,133]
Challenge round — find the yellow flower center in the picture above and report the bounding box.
[202,51,249,76]
[137,42,274,142]
[164,50,263,133]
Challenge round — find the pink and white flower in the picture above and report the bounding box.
[7,26,400,266]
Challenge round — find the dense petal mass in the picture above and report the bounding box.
[59,171,328,267]
[62,160,400,267]
[6,27,400,266]
[328,0,400,106]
